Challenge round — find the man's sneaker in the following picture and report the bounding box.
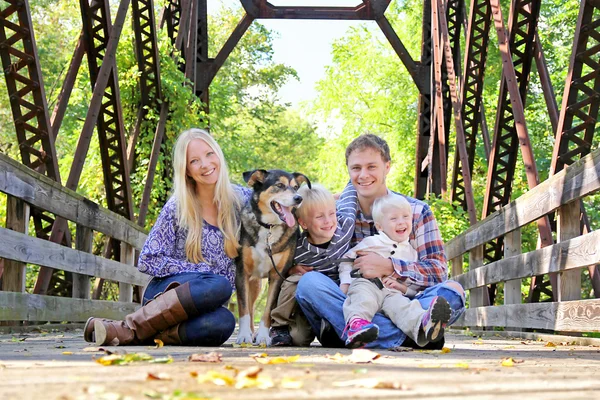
[343,318,379,348]
[270,325,293,346]
[421,296,451,343]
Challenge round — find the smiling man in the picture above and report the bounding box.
[296,134,466,349]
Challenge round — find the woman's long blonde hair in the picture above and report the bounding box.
[172,128,241,262]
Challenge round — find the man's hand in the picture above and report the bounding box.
[287,264,314,276]
[354,251,394,278]
[382,277,408,294]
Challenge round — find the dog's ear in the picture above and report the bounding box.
[293,173,311,189]
[243,169,268,187]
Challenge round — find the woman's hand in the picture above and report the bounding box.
[340,283,350,294]
[287,264,314,276]
[354,251,394,278]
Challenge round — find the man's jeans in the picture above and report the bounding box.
[296,271,465,348]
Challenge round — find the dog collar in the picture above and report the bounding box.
[257,220,274,229]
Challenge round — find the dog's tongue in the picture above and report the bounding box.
[280,205,295,227]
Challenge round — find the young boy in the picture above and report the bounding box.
[269,184,357,346]
[339,193,451,348]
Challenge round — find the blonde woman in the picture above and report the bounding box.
[84,128,251,346]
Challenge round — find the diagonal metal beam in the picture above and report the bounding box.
[483,0,553,276]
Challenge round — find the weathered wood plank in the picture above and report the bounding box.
[557,201,581,301]
[119,243,134,303]
[469,245,488,307]
[0,153,147,249]
[446,148,600,259]
[0,291,139,321]
[455,228,600,290]
[503,229,521,305]
[2,197,29,293]
[72,225,93,299]
[0,226,150,287]
[453,299,600,332]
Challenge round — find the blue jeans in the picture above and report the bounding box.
[296,271,465,348]
[143,272,235,346]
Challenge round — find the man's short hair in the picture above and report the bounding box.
[296,184,336,221]
[345,133,391,165]
[372,194,411,225]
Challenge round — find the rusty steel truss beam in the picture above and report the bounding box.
[549,0,600,299]
[482,0,553,276]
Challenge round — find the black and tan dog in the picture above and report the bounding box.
[236,169,311,345]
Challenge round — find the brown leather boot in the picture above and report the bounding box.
[94,283,197,346]
[154,324,183,346]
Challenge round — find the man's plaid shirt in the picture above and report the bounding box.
[339,184,448,290]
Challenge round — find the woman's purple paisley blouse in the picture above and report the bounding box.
[137,186,252,289]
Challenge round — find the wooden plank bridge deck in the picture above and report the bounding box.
[1,328,599,399]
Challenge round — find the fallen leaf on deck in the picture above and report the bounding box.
[151,356,173,364]
[441,347,452,354]
[235,374,274,389]
[61,351,73,355]
[455,363,469,369]
[545,342,557,348]
[503,346,516,349]
[55,345,66,349]
[197,370,236,386]
[154,339,164,349]
[82,347,104,352]
[253,355,300,364]
[249,352,268,358]
[353,368,368,374]
[520,341,529,345]
[147,372,172,381]
[238,366,263,379]
[348,349,381,363]
[333,378,408,390]
[189,352,222,363]
[95,352,154,366]
[280,377,303,389]
[326,353,346,362]
[501,358,514,367]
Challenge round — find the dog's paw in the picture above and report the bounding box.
[254,325,272,346]
[236,315,254,344]
[236,332,254,345]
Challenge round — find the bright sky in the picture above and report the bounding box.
[208,0,369,106]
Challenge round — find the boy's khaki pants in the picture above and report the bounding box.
[270,274,315,346]
[343,278,428,346]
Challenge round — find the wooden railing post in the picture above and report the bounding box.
[119,243,134,303]
[469,245,489,307]
[73,225,92,299]
[504,229,522,305]
[557,201,581,301]
[450,256,463,278]
[2,196,29,293]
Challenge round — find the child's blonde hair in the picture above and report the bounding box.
[296,184,336,221]
[372,194,411,225]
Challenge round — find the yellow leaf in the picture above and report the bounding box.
[235,375,274,389]
[455,363,469,369]
[501,358,514,367]
[441,347,452,354]
[253,355,300,364]
[280,377,303,389]
[545,342,557,348]
[197,370,236,386]
[62,351,73,355]
[154,339,164,349]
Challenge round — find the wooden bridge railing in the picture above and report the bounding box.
[446,147,600,333]
[0,153,149,323]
